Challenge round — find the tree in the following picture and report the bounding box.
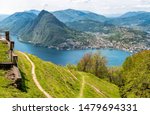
[77,53,92,72]
[77,52,108,78]
[121,50,150,98]
[107,67,123,86]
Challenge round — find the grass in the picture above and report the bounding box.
[27,53,120,98]
[83,84,104,98]
[0,52,45,98]
[80,72,120,98]
[27,54,81,98]
[0,70,25,98]
[0,50,120,98]
[0,42,10,63]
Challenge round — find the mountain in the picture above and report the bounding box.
[0,15,9,21]
[139,19,150,26]
[20,10,91,49]
[25,10,40,15]
[66,19,150,47]
[107,11,150,26]
[0,12,37,34]
[66,20,114,32]
[52,9,107,23]
[120,11,146,18]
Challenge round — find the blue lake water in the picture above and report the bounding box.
[11,36,131,66]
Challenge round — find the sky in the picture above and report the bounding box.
[0,0,150,16]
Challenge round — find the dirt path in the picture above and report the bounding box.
[86,83,107,97]
[67,70,78,80]
[19,52,52,98]
[79,72,107,97]
[79,73,85,98]
[19,51,107,98]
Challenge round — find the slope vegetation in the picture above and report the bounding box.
[0,47,120,98]
[121,50,150,98]
[0,52,45,98]
[19,52,52,98]
[0,41,10,62]
[18,52,120,98]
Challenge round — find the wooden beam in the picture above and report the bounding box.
[0,62,14,69]
[10,41,14,50]
[5,31,10,41]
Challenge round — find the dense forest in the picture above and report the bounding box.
[121,50,150,97]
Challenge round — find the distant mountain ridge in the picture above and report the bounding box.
[66,20,114,32]
[107,11,150,26]
[25,10,40,15]
[0,15,9,21]
[0,9,149,51]
[1,9,150,33]
[120,11,147,18]
[52,9,107,23]
[0,12,37,34]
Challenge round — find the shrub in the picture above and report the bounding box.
[77,52,108,78]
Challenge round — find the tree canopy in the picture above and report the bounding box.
[77,52,108,78]
[121,50,150,98]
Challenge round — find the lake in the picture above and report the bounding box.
[11,36,131,66]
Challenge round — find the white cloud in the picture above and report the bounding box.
[136,4,150,8]
[0,0,150,15]
[70,0,90,3]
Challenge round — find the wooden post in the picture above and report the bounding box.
[10,41,14,50]
[9,50,13,62]
[12,55,18,66]
[5,31,10,41]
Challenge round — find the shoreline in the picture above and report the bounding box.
[15,35,149,54]
[10,35,132,67]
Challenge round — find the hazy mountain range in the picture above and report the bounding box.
[52,9,107,23]
[107,11,150,27]
[0,15,9,21]
[0,12,36,34]
[1,9,150,29]
[0,9,150,50]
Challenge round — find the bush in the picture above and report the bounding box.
[121,50,150,98]
[108,67,123,86]
[77,52,108,78]
[66,64,77,70]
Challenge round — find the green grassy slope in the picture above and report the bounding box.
[80,72,120,98]
[0,53,45,98]
[26,53,120,98]
[0,42,10,62]
[0,51,120,98]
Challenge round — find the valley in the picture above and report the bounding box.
[0,8,150,98]
[11,35,131,66]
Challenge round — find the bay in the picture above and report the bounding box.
[11,36,131,66]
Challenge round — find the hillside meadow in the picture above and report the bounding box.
[0,51,120,98]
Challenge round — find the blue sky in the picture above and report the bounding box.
[0,0,150,15]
